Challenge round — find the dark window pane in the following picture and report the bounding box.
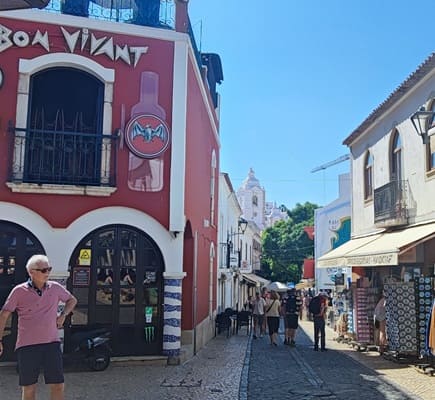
[119,307,135,324]
[95,306,112,324]
[71,308,88,325]
[73,287,89,305]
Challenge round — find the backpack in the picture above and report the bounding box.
[308,296,321,315]
[285,295,297,314]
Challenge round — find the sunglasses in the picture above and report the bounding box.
[33,267,52,273]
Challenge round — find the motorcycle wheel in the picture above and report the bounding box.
[88,350,110,371]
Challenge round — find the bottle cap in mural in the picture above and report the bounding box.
[125,114,170,158]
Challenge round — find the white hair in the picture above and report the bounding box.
[26,254,50,272]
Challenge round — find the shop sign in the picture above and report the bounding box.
[0,24,149,67]
[73,267,90,286]
[125,114,170,158]
[79,249,91,266]
[229,252,239,269]
[346,252,397,267]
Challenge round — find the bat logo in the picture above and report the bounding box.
[125,114,170,158]
[131,122,166,143]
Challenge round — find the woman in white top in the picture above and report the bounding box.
[265,290,281,346]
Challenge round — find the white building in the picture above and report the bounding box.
[265,202,289,228]
[237,168,266,230]
[317,54,435,282]
[218,173,242,312]
[317,53,435,352]
[314,173,351,290]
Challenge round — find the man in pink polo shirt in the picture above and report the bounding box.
[0,254,77,400]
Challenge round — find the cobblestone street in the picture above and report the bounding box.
[0,321,434,399]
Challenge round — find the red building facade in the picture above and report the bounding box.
[0,1,222,363]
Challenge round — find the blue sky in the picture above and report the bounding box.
[188,0,435,209]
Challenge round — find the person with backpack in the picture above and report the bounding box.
[282,288,302,346]
[309,293,328,351]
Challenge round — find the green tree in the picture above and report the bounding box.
[260,202,318,283]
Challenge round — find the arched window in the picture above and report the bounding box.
[210,150,217,226]
[209,243,215,318]
[252,195,258,206]
[364,151,373,200]
[391,131,403,182]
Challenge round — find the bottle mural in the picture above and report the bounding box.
[125,71,170,192]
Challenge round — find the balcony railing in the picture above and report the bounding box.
[36,1,204,82]
[374,180,408,227]
[8,127,118,187]
[42,0,175,29]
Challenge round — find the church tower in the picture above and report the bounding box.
[236,168,266,229]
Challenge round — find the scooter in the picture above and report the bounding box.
[16,328,112,374]
[64,328,112,371]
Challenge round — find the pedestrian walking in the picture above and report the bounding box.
[260,286,269,335]
[265,290,281,346]
[309,293,327,351]
[0,254,77,400]
[252,292,266,338]
[282,288,302,346]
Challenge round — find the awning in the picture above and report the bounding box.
[345,222,435,266]
[295,280,314,290]
[317,234,382,268]
[241,273,270,288]
[317,222,435,268]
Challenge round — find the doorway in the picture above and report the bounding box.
[68,225,164,356]
[0,221,45,361]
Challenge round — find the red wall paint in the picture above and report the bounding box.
[182,222,194,330]
[0,17,175,229]
[182,61,219,326]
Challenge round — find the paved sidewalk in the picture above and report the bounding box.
[298,319,435,400]
[0,333,250,400]
[0,321,433,400]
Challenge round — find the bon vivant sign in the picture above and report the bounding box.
[0,23,148,67]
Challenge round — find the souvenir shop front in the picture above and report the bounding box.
[318,223,435,358]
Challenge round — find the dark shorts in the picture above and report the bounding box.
[17,342,64,386]
[286,314,299,329]
[267,316,280,335]
[253,314,264,326]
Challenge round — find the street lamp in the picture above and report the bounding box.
[0,1,50,11]
[226,217,248,270]
[410,106,435,145]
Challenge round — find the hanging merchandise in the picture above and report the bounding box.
[384,282,418,354]
[415,276,434,357]
[426,298,435,355]
[354,286,379,344]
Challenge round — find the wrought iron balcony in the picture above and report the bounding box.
[43,0,175,29]
[374,180,408,227]
[34,1,204,86]
[8,126,118,187]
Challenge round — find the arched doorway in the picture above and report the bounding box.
[68,225,164,356]
[0,221,45,361]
